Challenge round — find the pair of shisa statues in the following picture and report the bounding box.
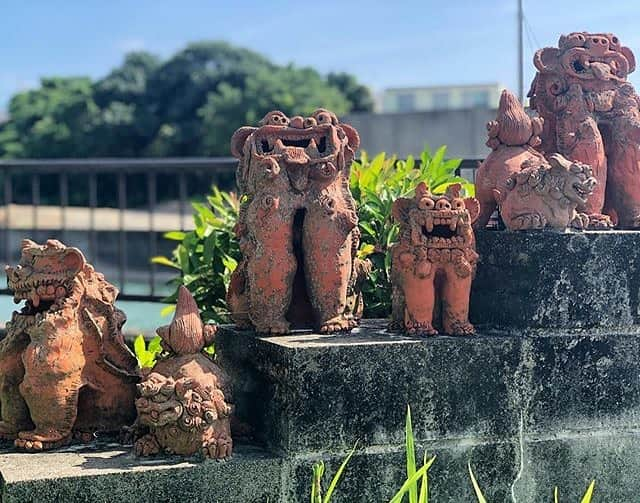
[0,32,639,458]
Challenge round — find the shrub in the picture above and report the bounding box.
[155,146,473,320]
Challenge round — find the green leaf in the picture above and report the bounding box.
[164,231,187,241]
[405,405,418,503]
[468,463,487,503]
[580,480,596,503]
[160,304,176,318]
[418,451,429,503]
[151,255,180,269]
[389,456,436,503]
[133,335,146,360]
[323,442,357,503]
[147,336,162,353]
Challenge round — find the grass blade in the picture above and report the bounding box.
[405,405,418,503]
[580,480,596,503]
[311,462,324,503]
[323,443,357,503]
[554,486,559,503]
[468,463,487,503]
[390,456,437,503]
[418,451,429,503]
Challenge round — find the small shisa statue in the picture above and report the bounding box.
[474,89,546,229]
[0,239,138,451]
[390,183,480,336]
[496,154,598,231]
[134,286,233,459]
[529,32,640,227]
[226,109,366,334]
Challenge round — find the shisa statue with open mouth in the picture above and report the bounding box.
[529,32,640,228]
[226,109,367,334]
[0,239,138,451]
[390,183,480,336]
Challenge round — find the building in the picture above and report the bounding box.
[381,83,504,113]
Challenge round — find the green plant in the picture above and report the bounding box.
[469,462,596,503]
[133,335,163,368]
[152,187,240,323]
[311,443,357,503]
[350,145,473,317]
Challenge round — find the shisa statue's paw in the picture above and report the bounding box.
[444,320,475,337]
[406,322,438,337]
[15,429,71,451]
[134,433,161,457]
[570,212,590,230]
[202,431,233,460]
[319,316,353,334]
[587,213,614,229]
[255,319,290,335]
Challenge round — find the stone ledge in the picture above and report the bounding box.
[218,321,640,454]
[0,443,281,503]
[472,230,640,329]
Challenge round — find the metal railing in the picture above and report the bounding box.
[0,157,480,303]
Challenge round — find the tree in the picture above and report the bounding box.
[0,41,374,158]
[328,72,375,113]
[198,65,350,155]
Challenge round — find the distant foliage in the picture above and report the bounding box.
[0,42,373,159]
[155,145,473,322]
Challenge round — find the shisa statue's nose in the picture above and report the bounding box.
[289,116,305,129]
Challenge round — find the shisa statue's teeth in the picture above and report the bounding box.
[306,138,319,155]
[46,285,55,295]
[274,139,285,151]
[37,285,46,296]
[425,217,433,232]
[449,220,457,231]
[31,292,40,308]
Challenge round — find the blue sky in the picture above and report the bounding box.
[2,0,640,110]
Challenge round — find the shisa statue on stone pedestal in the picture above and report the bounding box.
[474,89,547,230]
[226,109,367,334]
[135,286,233,459]
[496,154,598,231]
[390,183,480,336]
[529,31,640,228]
[0,239,139,451]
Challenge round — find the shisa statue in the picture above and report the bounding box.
[390,183,480,336]
[0,239,138,451]
[474,89,546,229]
[529,32,640,227]
[135,286,233,459]
[226,109,365,334]
[496,154,598,231]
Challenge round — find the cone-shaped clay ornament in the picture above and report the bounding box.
[134,286,232,459]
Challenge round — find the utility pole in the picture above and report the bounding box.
[517,0,524,103]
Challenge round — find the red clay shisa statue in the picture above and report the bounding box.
[226,109,366,334]
[134,286,233,459]
[0,239,138,451]
[390,183,480,336]
[474,89,547,229]
[496,154,598,231]
[529,32,640,227]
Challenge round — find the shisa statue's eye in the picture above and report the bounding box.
[268,113,289,126]
[317,113,330,124]
[418,197,435,210]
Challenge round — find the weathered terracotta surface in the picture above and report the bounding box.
[529,32,640,227]
[226,109,366,334]
[135,286,232,459]
[390,183,480,336]
[0,239,138,451]
[474,89,547,229]
[497,154,598,231]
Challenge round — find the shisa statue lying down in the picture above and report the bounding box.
[495,154,598,231]
[0,239,138,451]
[391,183,480,336]
[135,286,233,459]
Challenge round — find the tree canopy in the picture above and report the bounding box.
[0,41,374,158]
